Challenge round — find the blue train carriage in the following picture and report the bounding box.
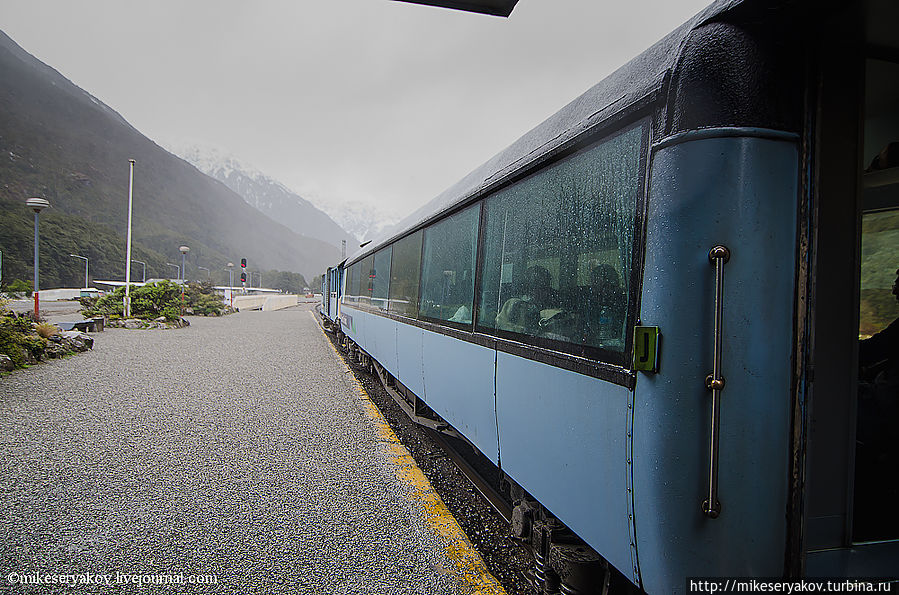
[320,263,344,331]
[333,0,898,591]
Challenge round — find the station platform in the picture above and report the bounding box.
[0,304,505,593]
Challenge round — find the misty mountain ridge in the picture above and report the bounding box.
[172,143,401,245]
[170,143,357,251]
[0,28,338,285]
[310,198,401,245]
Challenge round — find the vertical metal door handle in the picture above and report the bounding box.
[703,245,730,518]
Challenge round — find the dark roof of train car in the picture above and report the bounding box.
[347,0,747,264]
[392,0,519,17]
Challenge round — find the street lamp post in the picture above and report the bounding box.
[178,246,189,316]
[69,254,89,289]
[124,159,136,317]
[226,263,234,308]
[26,197,50,318]
[166,263,180,280]
[131,260,146,283]
[198,266,210,280]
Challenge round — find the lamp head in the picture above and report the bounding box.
[179,246,190,255]
[26,197,50,213]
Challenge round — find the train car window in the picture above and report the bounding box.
[476,123,644,360]
[358,255,374,307]
[348,259,362,304]
[371,247,392,312]
[388,230,423,318]
[343,262,356,304]
[854,57,899,542]
[419,203,480,325]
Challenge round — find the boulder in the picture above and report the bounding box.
[44,342,69,358]
[123,319,146,330]
[0,354,14,372]
[59,331,93,352]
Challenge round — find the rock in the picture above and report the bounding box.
[0,354,14,372]
[154,316,166,323]
[59,331,93,352]
[44,343,68,359]
[123,319,146,330]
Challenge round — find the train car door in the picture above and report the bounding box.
[798,0,899,576]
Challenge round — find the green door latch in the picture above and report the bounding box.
[633,326,660,373]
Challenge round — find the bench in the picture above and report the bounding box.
[56,318,104,332]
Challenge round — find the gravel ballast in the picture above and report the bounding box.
[0,306,481,593]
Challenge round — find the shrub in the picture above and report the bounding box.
[0,314,40,367]
[184,282,225,317]
[2,279,33,297]
[80,280,224,321]
[35,323,59,338]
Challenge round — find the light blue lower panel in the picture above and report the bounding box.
[340,305,364,344]
[421,330,499,465]
[362,311,397,374]
[395,321,424,398]
[495,353,633,579]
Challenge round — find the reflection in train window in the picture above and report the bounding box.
[371,247,392,311]
[419,204,479,325]
[357,255,373,307]
[854,57,899,543]
[345,260,360,304]
[476,123,644,358]
[388,230,423,318]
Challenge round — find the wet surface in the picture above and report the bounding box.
[328,329,537,595]
[0,305,477,593]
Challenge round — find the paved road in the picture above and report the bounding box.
[0,305,468,594]
[6,299,85,324]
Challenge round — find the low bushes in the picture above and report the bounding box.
[80,280,226,321]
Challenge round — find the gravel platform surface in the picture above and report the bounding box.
[1,305,473,594]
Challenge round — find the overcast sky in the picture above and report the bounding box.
[3,0,711,220]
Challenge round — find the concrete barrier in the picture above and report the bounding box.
[36,288,83,301]
[233,295,298,312]
[261,295,299,311]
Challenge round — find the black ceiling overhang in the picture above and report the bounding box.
[391,0,520,17]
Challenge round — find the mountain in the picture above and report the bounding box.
[308,199,401,245]
[171,144,357,253]
[0,29,339,287]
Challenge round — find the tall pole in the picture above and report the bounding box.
[131,260,146,283]
[124,159,135,317]
[227,263,234,309]
[26,198,50,319]
[70,254,89,289]
[33,210,39,313]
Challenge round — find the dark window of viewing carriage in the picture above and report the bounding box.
[854,57,899,543]
[371,247,392,311]
[345,261,360,304]
[419,204,480,325]
[357,255,374,307]
[476,122,645,359]
[388,230,423,318]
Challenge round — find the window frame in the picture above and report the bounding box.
[472,119,650,368]
[387,229,424,319]
[416,202,482,332]
[339,112,652,386]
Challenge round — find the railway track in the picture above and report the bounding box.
[424,428,513,525]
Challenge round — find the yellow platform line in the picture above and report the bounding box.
[315,313,507,595]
